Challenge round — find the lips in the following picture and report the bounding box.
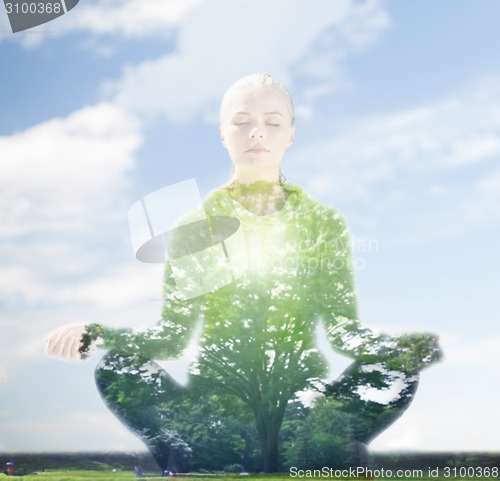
[246,145,269,153]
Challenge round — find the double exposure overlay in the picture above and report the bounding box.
[93,181,440,472]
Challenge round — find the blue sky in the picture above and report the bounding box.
[1,0,499,453]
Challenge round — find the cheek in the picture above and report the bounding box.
[227,130,248,147]
[272,131,293,147]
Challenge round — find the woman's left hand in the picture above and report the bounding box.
[386,333,443,374]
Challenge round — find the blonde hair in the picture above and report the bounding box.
[219,73,294,126]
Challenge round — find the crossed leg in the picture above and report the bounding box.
[94,352,194,472]
[323,360,420,466]
[95,353,419,471]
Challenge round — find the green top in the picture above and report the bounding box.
[98,184,440,397]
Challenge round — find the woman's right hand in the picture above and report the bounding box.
[45,324,91,362]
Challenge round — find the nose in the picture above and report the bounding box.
[249,127,263,139]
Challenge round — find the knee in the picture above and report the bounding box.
[94,352,144,389]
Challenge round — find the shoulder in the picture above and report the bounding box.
[201,187,233,216]
[200,183,350,234]
[167,188,233,259]
[286,184,349,232]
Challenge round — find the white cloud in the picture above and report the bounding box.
[463,167,500,223]
[62,0,206,38]
[442,336,500,366]
[0,102,141,238]
[447,134,500,166]
[371,360,500,452]
[0,258,163,311]
[0,261,164,412]
[1,409,144,451]
[0,0,207,47]
[0,102,150,383]
[286,77,500,238]
[294,99,500,199]
[108,0,390,122]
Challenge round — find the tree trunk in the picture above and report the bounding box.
[255,406,285,472]
[261,426,280,472]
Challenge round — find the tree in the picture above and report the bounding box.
[158,379,261,471]
[282,397,354,470]
[196,271,326,472]
[95,189,439,472]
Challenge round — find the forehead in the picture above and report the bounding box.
[224,88,292,118]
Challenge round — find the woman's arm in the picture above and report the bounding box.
[316,208,442,374]
[46,262,202,362]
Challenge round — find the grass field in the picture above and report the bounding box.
[1,453,497,481]
[1,470,499,481]
[0,473,291,481]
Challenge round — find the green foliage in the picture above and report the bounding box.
[387,333,443,375]
[222,463,245,473]
[282,397,353,470]
[158,383,261,471]
[94,186,443,472]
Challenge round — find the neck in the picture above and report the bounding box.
[233,165,280,184]
[228,180,288,216]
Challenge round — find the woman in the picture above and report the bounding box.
[47,73,442,473]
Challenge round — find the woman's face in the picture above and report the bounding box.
[219,87,295,182]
